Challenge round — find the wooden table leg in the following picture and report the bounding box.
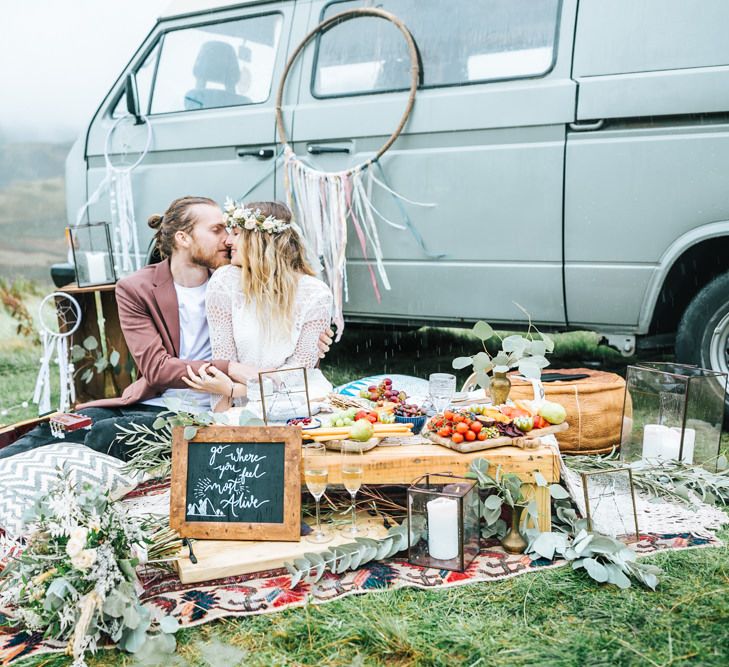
[521,483,552,533]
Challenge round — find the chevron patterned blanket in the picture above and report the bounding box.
[0,529,718,665]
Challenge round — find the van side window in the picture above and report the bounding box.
[150,13,282,114]
[112,40,161,117]
[314,0,560,96]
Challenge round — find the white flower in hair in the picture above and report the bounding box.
[262,217,275,231]
[244,217,257,230]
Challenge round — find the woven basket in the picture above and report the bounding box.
[509,368,625,455]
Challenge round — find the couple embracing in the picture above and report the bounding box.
[1,196,333,460]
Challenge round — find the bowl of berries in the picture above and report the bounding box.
[286,416,322,430]
[393,403,427,434]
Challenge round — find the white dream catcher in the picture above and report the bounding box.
[32,292,82,415]
[74,114,153,277]
[275,8,436,340]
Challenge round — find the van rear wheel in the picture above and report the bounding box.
[675,271,729,421]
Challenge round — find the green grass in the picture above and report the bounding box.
[1,322,727,667]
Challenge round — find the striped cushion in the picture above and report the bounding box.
[0,443,139,537]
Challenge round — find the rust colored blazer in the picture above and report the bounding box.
[77,259,230,409]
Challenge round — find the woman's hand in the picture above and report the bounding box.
[317,327,334,358]
[182,363,234,395]
[228,361,263,384]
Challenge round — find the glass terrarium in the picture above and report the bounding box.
[620,363,726,470]
[68,222,116,287]
[407,473,480,572]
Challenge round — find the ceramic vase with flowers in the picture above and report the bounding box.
[452,309,553,405]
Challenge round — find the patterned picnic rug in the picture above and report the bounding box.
[0,532,719,665]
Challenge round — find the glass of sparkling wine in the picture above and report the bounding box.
[303,443,332,543]
[429,373,457,414]
[340,444,366,537]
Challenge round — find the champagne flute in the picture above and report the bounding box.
[429,373,457,414]
[339,444,366,537]
[303,443,332,543]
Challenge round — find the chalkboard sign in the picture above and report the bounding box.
[170,426,301,541]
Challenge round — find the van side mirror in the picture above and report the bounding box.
[125,73,142,124]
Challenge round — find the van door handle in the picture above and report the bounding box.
[236,148,275,159]
[569,119,605,132]
[307,144,351,155]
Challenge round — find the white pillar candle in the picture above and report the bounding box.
[85,251,108,284]
[642,424,695,464]
[426,496,459,561]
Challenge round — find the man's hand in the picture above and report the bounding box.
[182,363,234,395]
[317,327,334,359]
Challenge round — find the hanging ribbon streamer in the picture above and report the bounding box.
[75,114,153,277]
[284,149,438,340]
[32,293,81,415]
[275,7,428,340]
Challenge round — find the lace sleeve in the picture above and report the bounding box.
[280,283,333,369]
[206,266,239,409]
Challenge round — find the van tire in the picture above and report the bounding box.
[675,271,729,422]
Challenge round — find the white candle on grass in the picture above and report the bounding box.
[426,496,459,561]
[642,424,696,464]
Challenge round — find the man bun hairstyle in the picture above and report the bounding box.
[149,196,217,258]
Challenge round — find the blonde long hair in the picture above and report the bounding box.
[235,201,315,333]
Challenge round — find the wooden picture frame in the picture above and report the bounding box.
[170,425,301,541]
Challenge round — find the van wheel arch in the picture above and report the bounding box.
[649,236,729,337]
[675,271,729,421]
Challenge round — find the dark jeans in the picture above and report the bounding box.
[0,405,165,462]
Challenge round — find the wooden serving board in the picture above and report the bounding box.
[323,438,380,452]
[425,422,569,453]
[175,512,389,584]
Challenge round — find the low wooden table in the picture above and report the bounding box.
[311,442,559,532]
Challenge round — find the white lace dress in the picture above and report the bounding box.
[206,264,333,408]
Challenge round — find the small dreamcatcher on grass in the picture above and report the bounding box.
[74,114,153,278]
[32,292,82,415]
[275,8,437,340]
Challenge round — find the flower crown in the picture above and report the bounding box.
[223,198,293,234]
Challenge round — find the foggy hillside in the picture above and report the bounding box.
[0,139,70,284]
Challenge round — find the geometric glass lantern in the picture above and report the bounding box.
[580,468,639,541]
[407,473,480,572]
[67,222,117,287]
[620,362,726,470]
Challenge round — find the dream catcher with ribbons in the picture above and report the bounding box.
[32,292,82,415]
[74,114,153,277]
[275,8,438,340]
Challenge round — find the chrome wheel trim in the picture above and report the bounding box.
[708,309,729,395]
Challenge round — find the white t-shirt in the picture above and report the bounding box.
[143,280,212,411]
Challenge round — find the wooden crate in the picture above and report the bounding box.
[59,283,135,403]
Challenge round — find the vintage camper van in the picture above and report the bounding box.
[61,0,729,411]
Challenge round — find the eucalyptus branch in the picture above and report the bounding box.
[564,449,729,506]
[284,521,419,588]
[467,457,661,589]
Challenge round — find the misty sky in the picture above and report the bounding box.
[0,0,168,142]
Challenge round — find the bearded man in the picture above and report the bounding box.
[0,196,332,459]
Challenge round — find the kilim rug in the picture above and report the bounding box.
[0,531,720,665]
